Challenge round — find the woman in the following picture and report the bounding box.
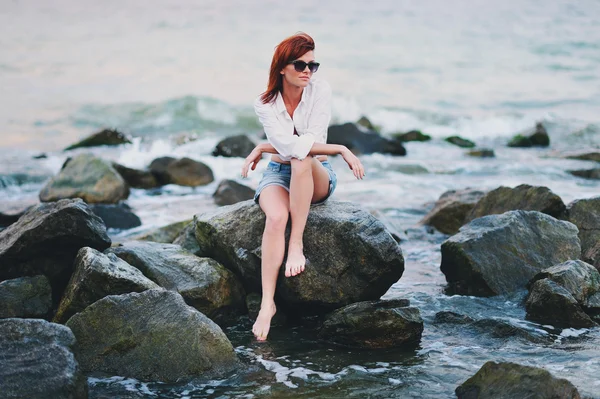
[241,32,365,341]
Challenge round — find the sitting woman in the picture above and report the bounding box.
[241,32,365,341]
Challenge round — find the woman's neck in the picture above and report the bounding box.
[281,80,303,107]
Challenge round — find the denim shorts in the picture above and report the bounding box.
[254,160,337,204]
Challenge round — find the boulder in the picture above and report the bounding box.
[0,275,52,319]
[433,311,475,325]
[213,179,255,206]
[467,148,495,158]
[356,116,377,131]
[583,240,600,271]
[456,361,581,399]
[525,260,600,328]
[107,241,246,324]
[65,128,131,151]
[565,151,600,162]
[465,184,566,223]
[172,221,202,255]
[0,199,111,300]
[568,168,600,180]
[445,136,475,148]
[0,318,88,399]
[392,130,431,142]
[88,202,141,230]
[149,157,214,187]
[112,162,160,189]
[212,134,256,158]
[440,210,580,296]
[66,289,239,383]
[40,154,130,204]
[194,200,404,313]
[133,219,192,243]
[327,123,406,156]
[419,189,486,235]
[318,299,422,349]
[507,122,550,148]
[53,247,160,324]
[566,197,600,259]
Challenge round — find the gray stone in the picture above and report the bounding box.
[133,219,192,243]
[88,202,141,230]
[566,197,600,264]
[112,162,160,189]
[212,134,256,158]
[172,221,202,255]
[149,157,214,187]
[445,136,475,148]
[419,188,486,235]
[507,122,550,148]
[65,128,131,151]
[327,123,406,156]
[213,179,255,206]
[0,275,52,319]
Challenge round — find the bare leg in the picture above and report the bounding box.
[253,186,289,341]
[286,157,332,277]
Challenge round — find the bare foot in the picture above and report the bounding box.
[252,302,277,341]
[285,240,306,277]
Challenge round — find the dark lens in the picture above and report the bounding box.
[308,62,320,73]
[293,61,308,72]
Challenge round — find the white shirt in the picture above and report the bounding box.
[254,79,332,162]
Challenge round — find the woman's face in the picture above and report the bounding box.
[281,50,315,88]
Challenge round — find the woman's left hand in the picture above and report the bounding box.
[241,146,263,178]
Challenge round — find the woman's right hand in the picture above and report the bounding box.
[341,147,365,179]
[241,146,263,178]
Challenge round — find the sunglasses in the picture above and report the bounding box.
[290,60,320,73]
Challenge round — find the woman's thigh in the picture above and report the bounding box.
[311,158,332,203]
[259,185,290,218]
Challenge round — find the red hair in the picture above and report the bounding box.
[260,32,315,104]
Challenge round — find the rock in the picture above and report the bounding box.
[66,289,238,383]
[456,361,581,399]
[465,184,566,224]
[568,168,600,180]
[419,189,486,235]
[0,318,88,399]
[112,162,160,189]
[565,151,600,162]
[433,311,475,325]
[53,247,159,324]
[0,275,52,319]
[318,299,421,349]
[107,241,246,324]
[40,154,130,204]
[566,197,600,258]
[133,219,192,243]
[583,240,600,272]
[440,210,580,296]
[507,122,550,148]
[392,130,431,142]
[327,123,407,156]
[149,157,214,187]
[88,202,141,230]
[65,128,132,151]
[467,148,495,158]
[445,136,475,148]
[212,134,256,158]
[0,199,111,300]
[470,318,547,342]
[213,179,255,206]
[194,200,404,313]
[356,116,377,131]
[172,221,202,255]
[33,153,48,159]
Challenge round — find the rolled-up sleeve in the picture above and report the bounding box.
[254,97,316,160]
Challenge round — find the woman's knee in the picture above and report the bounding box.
[264,211,289,233]
[291,157,313,176]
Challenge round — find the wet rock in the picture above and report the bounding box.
[327,123,407,156]
[433,311,475,325]
[445,136,475,148]
[65,128,132,151]
[0,318,88,399]
[441,210,580,296]
[212,134,256,158]
[88,202,141,230]
[149,156,214,187]
[0,275,52,319]
[456,361,581,399]
[318,299,421,349]
[392,130,431,142]
[583,240,600,272]
[0,199,111,300]
[471,319,546,342]
[507,122,550,148]
[464,184,566,224]
[213,179,255,206]
[53,247,159,324]
[40,154,130,204]
[112,162,160,189]
[419,188,486,235]
[356,116,377,131]
[467,148,495,158]
[565,197,600,261]
[172,221,202,255]
[133,219,192,243]
[565,151,600,162]
[568,168,600,180]
[107,241,246,324]
[195,200,404,313]
[66,289,239,383]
